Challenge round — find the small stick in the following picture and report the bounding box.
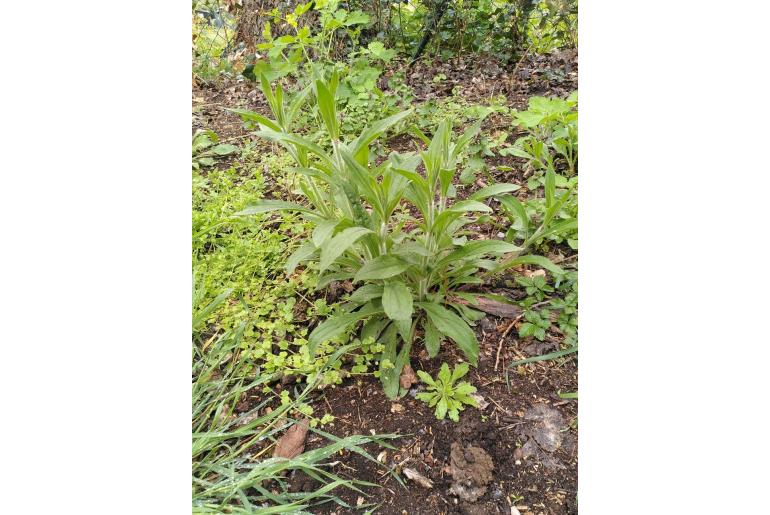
[495,314,523,371]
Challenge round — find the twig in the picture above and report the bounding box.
[494,314,523,371]
[509,44,533,87]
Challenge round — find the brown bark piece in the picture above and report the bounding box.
[273,419,309,459]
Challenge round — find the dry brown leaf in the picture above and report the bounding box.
[273,419,309,459]
[403,467,434,488]
[400,364,417,389]
[454,296,520,318]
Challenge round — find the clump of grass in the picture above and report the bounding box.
[193,301,397,513]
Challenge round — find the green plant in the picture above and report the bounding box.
[415,362,478,422]
[550,274,577,346]
[515,274,554,301]
[519,308,551,340]
[497,169,577,251]
[233,74,564,398]
[194,160,384,385]
[503,92,578,178]
[192,130,238,170]
[192,326,398,512]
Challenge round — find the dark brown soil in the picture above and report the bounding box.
[307,313,578,515]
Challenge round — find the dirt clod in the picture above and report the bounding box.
[523,403,565,452]
[448,442,495,502]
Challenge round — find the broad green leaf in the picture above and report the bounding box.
[235,200,312,216]
[353,254,409,282]
[319,227,372,273]
[211,144,238,155]
[494,254,566,276]
[312,219,338,247]
[308,305,381,355]
[545,169,556,209]
[438,240,521,267]
[468,183,521,201]
[286,241,317,274]
[423,318,441,357]
[418,302,479,365]
[348,284,384,304]
[382,282,413,321]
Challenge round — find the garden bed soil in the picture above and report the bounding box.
[196,49,578,514]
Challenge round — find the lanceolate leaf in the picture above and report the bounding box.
[423,317,441,358]
[438,240,521,267]
[312,220,338,248]
[418,302,479,365]
[348,284,384,304]
[468,183,521,201]
[319,227,372,273]
[351,109,414,157]
[308,305,381,355]
[226,108,282,131]
[286,241,317,275]
[498,195,530,234]
[493,254,566,276]
[235,200,313,216]
[383,282,413,321]
[353,254,409,282]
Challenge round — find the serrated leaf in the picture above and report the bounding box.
[416,370,435,386]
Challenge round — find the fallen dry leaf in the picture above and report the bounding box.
[400,364,417,389]
[390,403,405,414]
[454,296,520,318]
[403,467,434,488]
[273,419,309,459]
[469,393,489,410]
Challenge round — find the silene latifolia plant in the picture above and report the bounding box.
[232,73,563,398]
